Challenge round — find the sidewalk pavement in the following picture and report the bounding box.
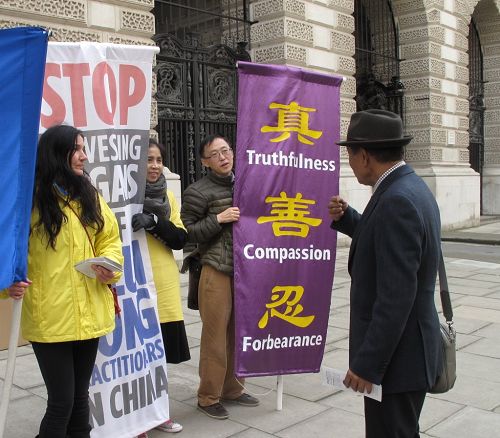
[1,219,500,438]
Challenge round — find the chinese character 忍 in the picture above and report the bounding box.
[258,285,315,328]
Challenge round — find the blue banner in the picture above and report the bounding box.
[0,27,48,289]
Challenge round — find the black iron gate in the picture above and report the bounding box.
[353,0,405,121]
[468,17,485,210]
[153,1,251,190]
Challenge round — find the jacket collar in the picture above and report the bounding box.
[207,170,234,186]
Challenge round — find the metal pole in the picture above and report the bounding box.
[276,375,283,411]
[0,299,23,438]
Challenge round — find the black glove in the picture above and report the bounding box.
[132,213,156,232]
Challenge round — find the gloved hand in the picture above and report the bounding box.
[132,213,156,232]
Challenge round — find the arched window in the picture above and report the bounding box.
[468,16,485,207]
[154,0,251,50]
[354,0,404,120]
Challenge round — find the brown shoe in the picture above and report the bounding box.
[197,402,229,419]
[222,393,260,407]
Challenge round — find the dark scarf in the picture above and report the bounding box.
[144,173,170,220]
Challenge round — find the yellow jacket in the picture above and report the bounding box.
[146,190,185,323]
[20,195,123,342]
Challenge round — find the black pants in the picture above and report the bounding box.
[364,390,426,438]
[32,338,100,438]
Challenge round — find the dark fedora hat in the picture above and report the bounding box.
[337,109,413,148]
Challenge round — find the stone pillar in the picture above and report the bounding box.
[395,0,480,229]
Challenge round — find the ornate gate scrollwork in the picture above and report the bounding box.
[154,33,249,191]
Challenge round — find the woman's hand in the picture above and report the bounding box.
[91,265,114,283]
[8,280,32,300]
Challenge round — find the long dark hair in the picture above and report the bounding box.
[34,125,104,248]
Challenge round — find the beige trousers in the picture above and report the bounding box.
[197,264,244,406]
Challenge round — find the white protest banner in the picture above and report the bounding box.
[41,42,165,438]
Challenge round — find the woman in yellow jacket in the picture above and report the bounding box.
[7,125,123,438]
[131,139,190,436]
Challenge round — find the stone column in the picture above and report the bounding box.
[395,0,480,229]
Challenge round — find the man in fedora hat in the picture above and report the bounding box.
[329,109,442,437]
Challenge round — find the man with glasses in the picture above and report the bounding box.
[181,135,259,420]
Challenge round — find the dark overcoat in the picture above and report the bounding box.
[332,165,442,394]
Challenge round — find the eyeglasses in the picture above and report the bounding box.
[205,147,233,160]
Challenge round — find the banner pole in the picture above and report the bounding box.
[276,375,283,411]
[0,298,23,438]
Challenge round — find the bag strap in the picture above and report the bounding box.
[66,200,121,317]
[438,250,453,323]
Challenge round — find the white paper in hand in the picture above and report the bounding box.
[320,366,382,402]
[74,257,123,278]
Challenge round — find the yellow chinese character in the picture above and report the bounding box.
[257,192,322,237]
[258,285,315,329]
[260,101,323,145]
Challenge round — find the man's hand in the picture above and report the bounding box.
[132,213,156,232]
[91,265,114,283]
[8,280,32,300]
[328,195,348,221]
[343,369,373,394]
[217,207,240,224]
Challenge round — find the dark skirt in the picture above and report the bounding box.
[160,321,191,364]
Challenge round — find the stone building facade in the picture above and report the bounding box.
[250,0,500,228]
[1,0,499,229]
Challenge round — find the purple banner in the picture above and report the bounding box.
[234,62,342,377]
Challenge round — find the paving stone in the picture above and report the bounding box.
[185,321,202,340]
[453,305,500,323]
[486,291,500,299]
[224,393,329,434]
[166,362,200,402]
[275,406,364,438]
[426,406,500,438]
[244,373,336,403]
[448,277,500,290]
[455,333,481,350]
[454,295,500,311]
[449,316,490,335]
[448,259,500,271]
[320,389,365,415]
[455,351,500,382]
[461,337,500,358]
[419,397,464,432]
[430,374,500,410]
[446,285,493,296]
[324,326,349,350]
[327,311,349,330]
[321,348,350,371]
[0,379,31,401]
[3,394,46,438]
[472,322,500,339]
[470,273,500,283]
[0,353,43,389]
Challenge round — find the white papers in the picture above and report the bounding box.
[74,257,123,279]
[320,366,382,402]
